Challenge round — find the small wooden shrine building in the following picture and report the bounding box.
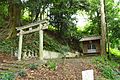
[80,36,101,54]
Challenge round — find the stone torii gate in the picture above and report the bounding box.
[16,20,48,61]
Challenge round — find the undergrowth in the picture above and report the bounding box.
[44,33,70,54]
[18,70,27,77]
[93,56,120,80]
[47,60,57,71]
[28,64,38,70]
[0,33,70,54]
[0,72,15,80]
[109,48,120,57]
[0,39,17,53]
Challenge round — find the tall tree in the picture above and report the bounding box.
[82,0,101,35]
[7,0,22,39]
[100,0,106,54]
[105,0,120,48]
[49,0,89,36]
[84,0,120,49]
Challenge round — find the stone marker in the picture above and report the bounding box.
[82,69,94,80]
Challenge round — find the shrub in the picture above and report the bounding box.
[0,40,13,53]
[23,33,70,56]
[18,70,27,77]
[100,66,116,79]
[47,60,57,71]
[0,72,15,80]
[110,48,120,57]
[44,34,70,54]
[0,39,18,53]
[29,64,38,70]
[93,56,120,80]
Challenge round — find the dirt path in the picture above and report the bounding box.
[0,53,105,80]
[16,57,105,80]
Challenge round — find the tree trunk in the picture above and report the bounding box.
[7,0,21,39]
[100,0,106,55]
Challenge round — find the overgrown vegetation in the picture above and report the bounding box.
[18,70,27,77]
[0,72,15,80]
[109,48,120,57]
[47,60,57,71]
[0,39,18,53]
[28,64,38,70]
[44,33,70,54]
[0,0,120,79]
[93,56,120,80]
[0,33,70,55]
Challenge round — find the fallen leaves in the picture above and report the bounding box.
[16,58,101,80]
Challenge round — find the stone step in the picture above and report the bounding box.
[1,63,23,69]
[0,70,10,73]
[0,59,45,73]
[0,66,21,72]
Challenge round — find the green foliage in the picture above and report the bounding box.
[18,70,27,77]
[105,0,120,48]
[0,72,15,80]
[82,22,100,36]
[93,56,120,80]
[0,40,15,53]
[29,64,38,70]
[0,16,5,28]
[0,31,70,55]
[86,0,120,48]
[100,66,116,79]
[49,0,89,35]
[44,33,70,54]
[48,25,58,31]
[0,1,8,28]
[108,48,120,57]
[22,32,70,55]
[65,27,82,40]
[47,60,57,71]
[83,0,101,35]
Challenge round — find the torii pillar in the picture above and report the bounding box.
[39,24,43,60]
[17,20,48,61]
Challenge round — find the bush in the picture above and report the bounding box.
[18,70,27,77]
[0,32,70,56]
[21,33,70,56]
[44,33,70,54]
[29,64,38,70]
[100,66,116,79]
[47,60,57,71]
[93,56,120,80]
[0,40,13,53]
[0,39,18,53]
[109,48,120,57]
[0,72,15,80]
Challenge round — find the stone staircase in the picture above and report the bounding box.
[0,59,45,73]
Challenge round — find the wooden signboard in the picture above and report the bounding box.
[82,69,94,80]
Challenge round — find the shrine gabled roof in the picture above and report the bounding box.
[80,36,101,41]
